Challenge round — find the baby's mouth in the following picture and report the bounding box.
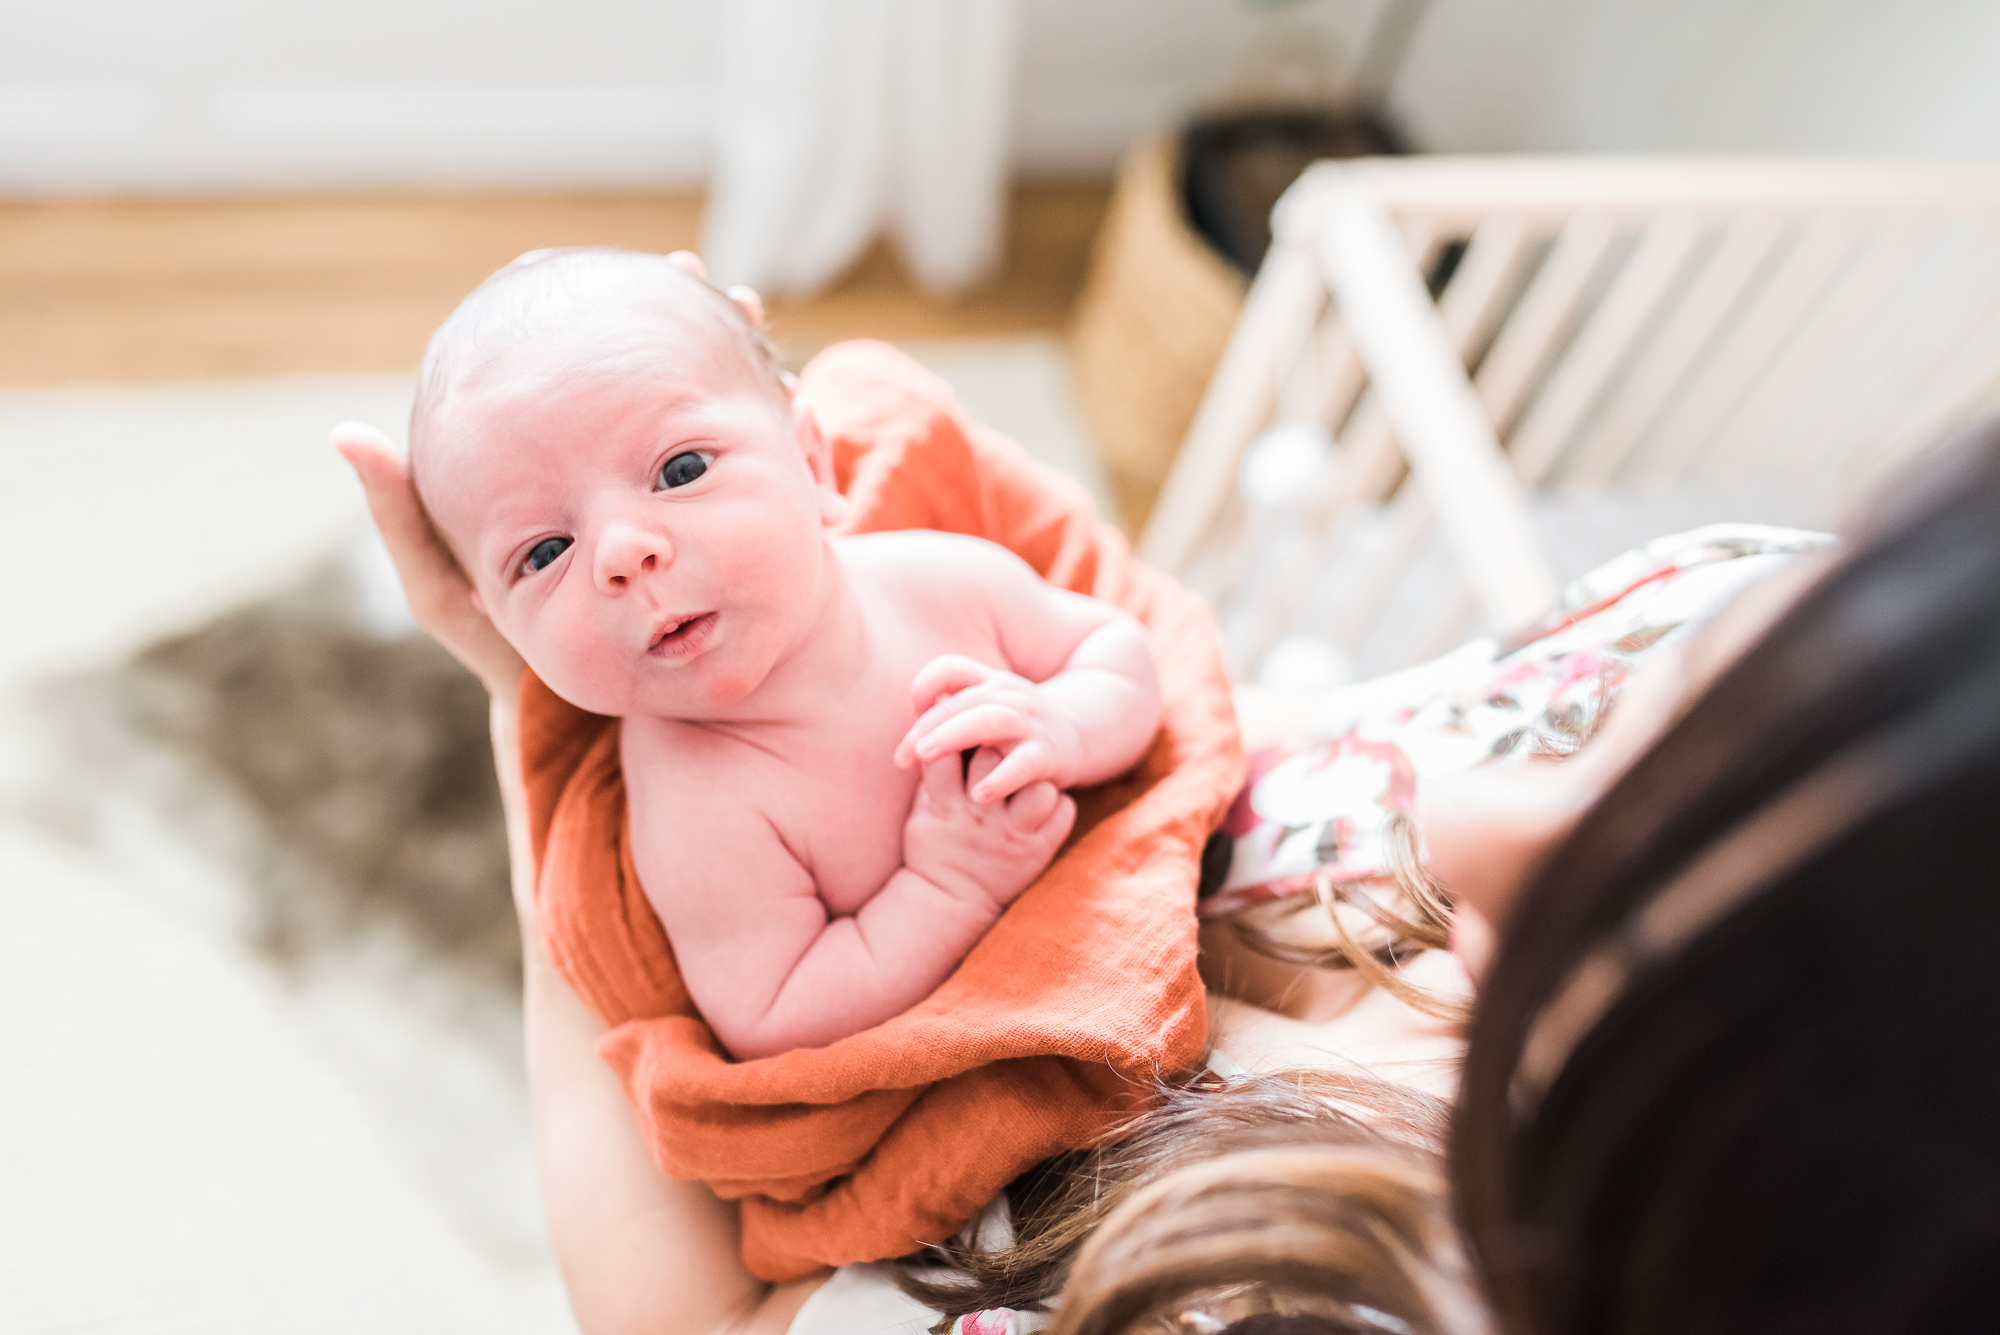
[648,612,716,658]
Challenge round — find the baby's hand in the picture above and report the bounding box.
[904,747,1076,914]
[894,654,1083,804]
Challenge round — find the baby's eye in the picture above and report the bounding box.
[657,451,710,489]
[525,536,572,572]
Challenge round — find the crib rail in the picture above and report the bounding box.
[1141,157,2000,683]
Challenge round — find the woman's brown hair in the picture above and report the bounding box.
[1452,419,2000,1334]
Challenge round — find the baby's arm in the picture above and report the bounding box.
[893,545,1163,803]
[634,748,1073,1061]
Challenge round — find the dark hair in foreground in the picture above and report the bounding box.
[1454,419,2000,1334]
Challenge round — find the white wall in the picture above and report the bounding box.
[1012,0,1389,175]
[0,0,1378,194]
[1395,0,2000,163]
[1,0,1994,195]
[0,0,719,192]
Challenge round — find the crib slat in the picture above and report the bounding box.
[1867,299,2000,475]
[1313,215,1537,521]
[1510,214,1702,485]
[1833,247,2000,476]
[1440,215,1537,356]
[1759,219,1978,480]
[1306,321,1366,438]
[1815,223,2000,474]
[1249,217,1538,666]
[1474,215,1617,440]
[1317,191,1560,632]
[1697,218,1942,487]
[1284,228,1440,432]
[1562,213,1785,485]
[1638,216,1861,484]
[1140,239,1325,573]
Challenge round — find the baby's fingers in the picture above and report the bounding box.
[909,654,996,715]
[917,746,971,810]
[1006,780,1061,827]
[965,746,1005,792]
[969,739,1055,805]
[1039,792,1078,849]
[910,705,1029,772]
[896,691,990,767]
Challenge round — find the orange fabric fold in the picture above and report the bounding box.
[520,340,1245,1280]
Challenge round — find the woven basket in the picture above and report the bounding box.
[1070,135,1248,536]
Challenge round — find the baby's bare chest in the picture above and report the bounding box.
[624,616,1005,918]
[760,742,924,914]
[625,714,922,917]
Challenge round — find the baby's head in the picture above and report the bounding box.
[412,248,848,719]
[411,247,784,491]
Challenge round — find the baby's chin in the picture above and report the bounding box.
[533,659,765,721]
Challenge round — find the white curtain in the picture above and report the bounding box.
[701,0,1020,298]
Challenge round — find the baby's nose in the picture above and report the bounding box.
[594,521,672,591]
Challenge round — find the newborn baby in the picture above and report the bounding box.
[411,248,1162,1060]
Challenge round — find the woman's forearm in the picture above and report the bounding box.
[490,691,535,924]
[495,698,828,1333]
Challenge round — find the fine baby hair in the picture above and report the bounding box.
[408,246,785,497]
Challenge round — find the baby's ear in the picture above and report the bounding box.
[725,283,765,331]
[791,396,848,527]
[788,391,836,505]
[665,249,710,281]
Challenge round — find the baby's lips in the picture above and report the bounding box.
[643,610,719,661]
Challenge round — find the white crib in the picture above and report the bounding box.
[1139,157,2000,687]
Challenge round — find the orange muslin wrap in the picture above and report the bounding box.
[519,341,1246,1280]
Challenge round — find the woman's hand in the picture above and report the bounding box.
[333,421,526,704]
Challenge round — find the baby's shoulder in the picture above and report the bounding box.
[839,529,1037,601]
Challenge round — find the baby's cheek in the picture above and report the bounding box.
[515,605,632,715]
[696,661,762,710]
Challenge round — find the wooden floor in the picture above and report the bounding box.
[0,185,1111,388]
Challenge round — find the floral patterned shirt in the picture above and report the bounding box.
[1205,524,1832,917]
